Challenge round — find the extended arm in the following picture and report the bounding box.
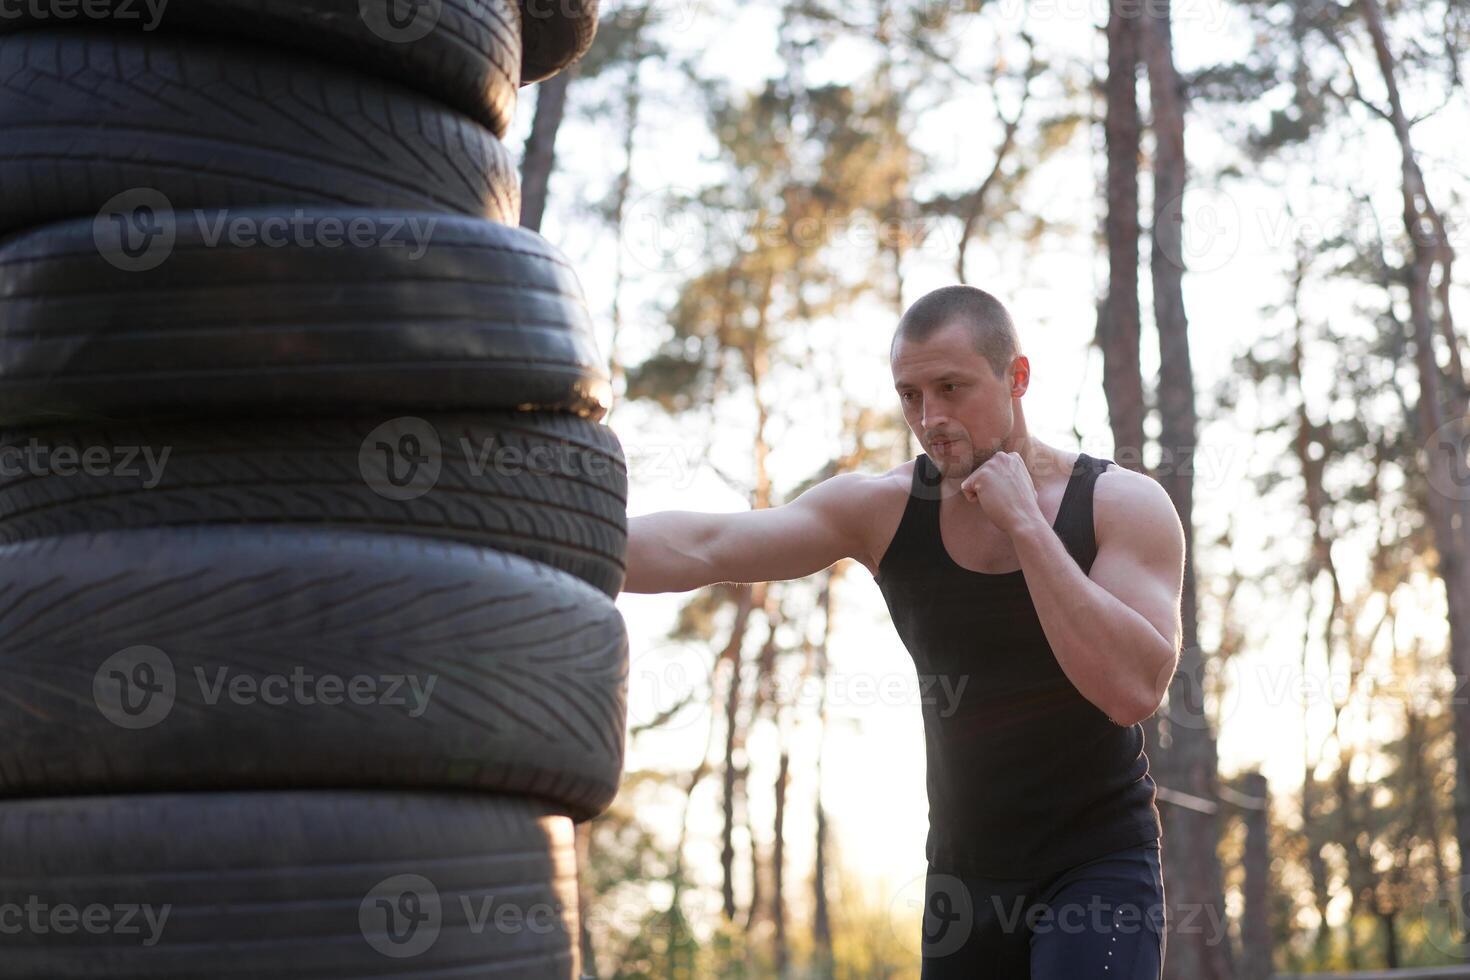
[623,472,872,594]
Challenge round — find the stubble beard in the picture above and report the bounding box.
[932,443,993,482]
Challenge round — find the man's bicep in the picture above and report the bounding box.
[707,473,867,584]
[1088,474,1185,652]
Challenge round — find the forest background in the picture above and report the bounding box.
[511,0,1470,975]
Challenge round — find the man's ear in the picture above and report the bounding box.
[1010,355,1030,396]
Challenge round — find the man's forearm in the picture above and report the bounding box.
[1010,516,1175,725]
[623,511,719,594]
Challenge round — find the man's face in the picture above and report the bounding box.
[891,321,1022,479]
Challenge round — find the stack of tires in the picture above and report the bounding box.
[0,2,622,977]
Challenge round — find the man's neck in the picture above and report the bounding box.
[1011,433,1068,482]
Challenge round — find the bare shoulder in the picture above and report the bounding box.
[787,467,899,575]
[1092,464,1185,552]
[847,458,917,577]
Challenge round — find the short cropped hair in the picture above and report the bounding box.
[891,285,1020,380]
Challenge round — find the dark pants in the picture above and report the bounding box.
[919,839,1166,980]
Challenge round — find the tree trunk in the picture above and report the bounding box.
[1140,5,1234,977]
[1359,0,1470,915]
[1406,707,1449,887]
[718,587,761,921]
[523,56,587,977]
[745,800,763,933]
[1100,0,1162,860]
[720,324,779,924]
[519,67,576,233]
[1380,908,1400,968]
[719,654,740,922]
[1305,772,1333,963]
[575,823,599,977]
[1099,0,1147,473]
[1240,771,1272,980]
[811,570,836,976]
[1286,237,1340,977]
[773,749,789,977]
[1336,751,1374,968]
[605,72,641,421]
[744,619,778,935]
[1134,3,1228,975]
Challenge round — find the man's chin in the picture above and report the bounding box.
[932,452,974,475]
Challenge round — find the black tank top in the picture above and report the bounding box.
[874,451,1162,879]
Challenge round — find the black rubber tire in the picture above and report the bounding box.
[0,0,522,135]
[0,33,519,237]
[0,413,629,596]
[0,790,580,978]
[0,210,610,424]
[0,527,628,818]
[520,0,598,83]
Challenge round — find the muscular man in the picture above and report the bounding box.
[624,285,1182,978]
